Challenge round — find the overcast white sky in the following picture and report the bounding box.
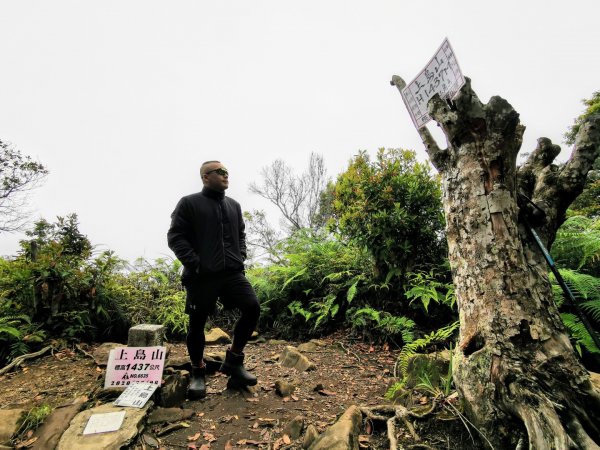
[1,0,599,262]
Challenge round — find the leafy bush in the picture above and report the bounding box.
[247,230,375,338]
[330,148,446,278]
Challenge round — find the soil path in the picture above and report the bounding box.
[0,336,478,449]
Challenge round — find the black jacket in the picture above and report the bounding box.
[167,187,247,281]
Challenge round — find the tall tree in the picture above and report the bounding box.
[249,152,328,232]
[0,140,48,232]
[391,76,600,448]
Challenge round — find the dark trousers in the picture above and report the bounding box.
[185,271,260,365]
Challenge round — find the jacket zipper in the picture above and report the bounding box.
[219,202,225,270]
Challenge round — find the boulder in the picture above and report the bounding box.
[297,340,326,353]
[157,369,189,407]
[279,346,315,372]
[0,409,25,445]
[57,402,152,450]
[205,351,226,373]
[205,328,232,345]
[283,415,304,440]
[308,405,362,450]
[92,343,122,367]
[31,397,86,450]
[274,380,297,397]
[248,331,266,344]
[302,424,319,449]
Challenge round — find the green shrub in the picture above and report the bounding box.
[330,148,446,278]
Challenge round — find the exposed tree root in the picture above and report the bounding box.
[505,382,600,450]
[360,402,438,450]
[0,345,54,376]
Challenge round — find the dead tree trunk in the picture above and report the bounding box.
[391,76,600,449]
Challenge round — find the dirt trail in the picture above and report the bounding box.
[0,336,478,449]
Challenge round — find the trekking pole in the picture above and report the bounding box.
[522,217,600,351]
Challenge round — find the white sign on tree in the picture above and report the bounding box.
[401,38,465,129]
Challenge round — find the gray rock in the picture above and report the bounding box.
[205,328,232,345]
[141,433,160,448]
[0,409,25,445]
[165,354,189,369]
[127,324,165,347]
[92,343,122,367]
[308,405,362,450]
[299,340,327,352]
[279,346,315,371]
[297,342,320,353]
[283,415,304,440]
[274,380,297,397]
[147,407,194,425]
[31,397,86,450]
[157,369,190,407]
[57,402,152,450]
[303,424,319,449]
[205,351,226,373]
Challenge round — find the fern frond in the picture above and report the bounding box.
[395,321,459,379]
[561,312,600,355]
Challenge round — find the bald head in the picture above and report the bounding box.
[200,160,221,177]
[200,160,229,192]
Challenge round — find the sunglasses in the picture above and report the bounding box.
[206,168,229,176]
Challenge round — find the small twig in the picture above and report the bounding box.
[337,341,361,363]
[75,344,95,360]
[0,345,54,376]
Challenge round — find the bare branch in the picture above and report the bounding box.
[390,75,449,171]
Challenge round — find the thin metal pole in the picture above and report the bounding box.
[524,221,600,351]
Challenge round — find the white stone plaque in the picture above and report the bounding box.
[82,411,126,435]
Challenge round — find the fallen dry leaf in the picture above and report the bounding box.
[282,434,291,444]
[224,440,234,450]
[365,419,373,435]
[188,432,201,441]
[317,389,336,396]
[203,432,216,443]
[199,445,210,450]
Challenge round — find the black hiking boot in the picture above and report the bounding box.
[188,366,206,399]
[220,349,257,386]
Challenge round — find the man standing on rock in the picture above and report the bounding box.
[167,160,260,399]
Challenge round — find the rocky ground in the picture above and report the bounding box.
[0,332,482,449]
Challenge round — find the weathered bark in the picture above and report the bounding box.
[391,76,600,449]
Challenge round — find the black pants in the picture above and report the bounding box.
[185,271,260,365]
